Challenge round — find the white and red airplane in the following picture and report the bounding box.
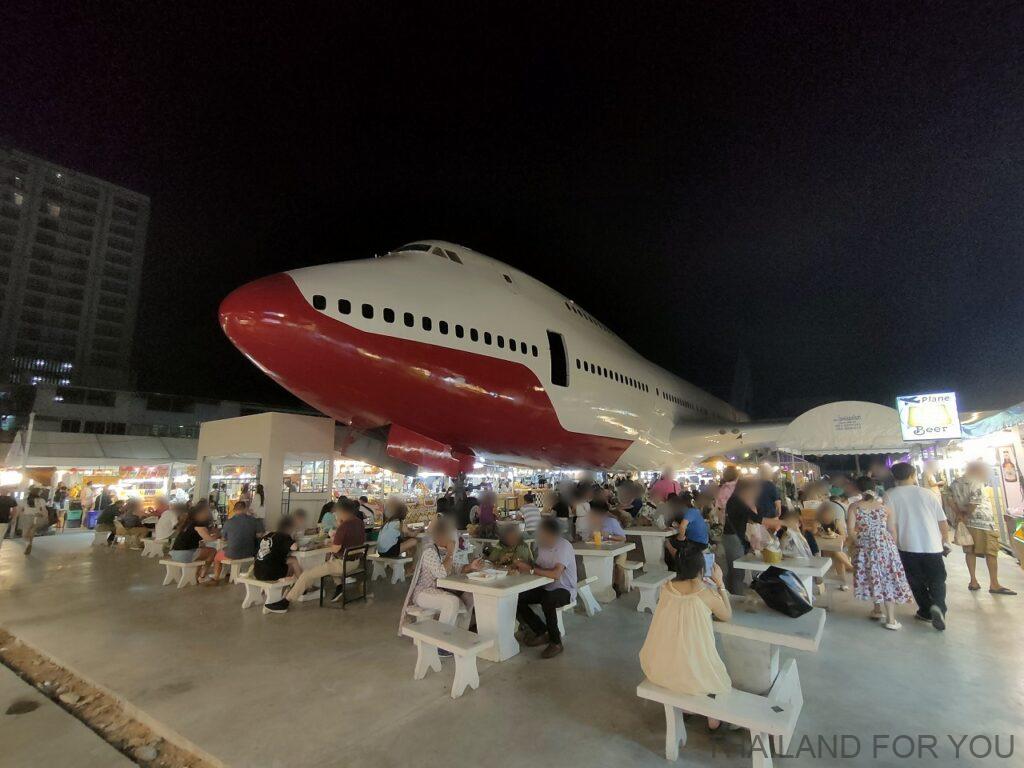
[220,241,784,474]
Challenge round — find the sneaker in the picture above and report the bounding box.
[262,600,290,614]
[883,621,902,631]
[929,605,946,631]
[331,585,346,603]
[541,643,563,659]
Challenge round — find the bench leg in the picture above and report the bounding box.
[162,564,175,586]
[577,585,602,616]
[390,563,406,584]
[751,731,774,768]
[371,561,387,581]
[636,587,658,614]
[664,704,686,760]
[413,640,442,680]
[176,566,193,589]
[451,653,480,699]
[242,583,260,610]
[623,570,634,593]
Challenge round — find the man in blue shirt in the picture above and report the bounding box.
[664,493,710,568]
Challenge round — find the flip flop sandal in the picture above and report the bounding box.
[968,584,981,591]
[989,588,1017,595]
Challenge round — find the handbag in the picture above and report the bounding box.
[953,521,974,546]
[751,566,813,617]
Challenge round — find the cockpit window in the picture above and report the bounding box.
[445,249,463,264]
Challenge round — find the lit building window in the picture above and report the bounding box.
[13,192,23,207]
[47,202,61,217]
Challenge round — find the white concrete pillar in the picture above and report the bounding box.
[260,450,286,529]
[194,457,212,507]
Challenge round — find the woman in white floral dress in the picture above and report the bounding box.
[846,477,912,630]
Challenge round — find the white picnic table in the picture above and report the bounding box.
[290,546,332,602]
[572,541,636,603]
[623,527,674,573]
[714,598,826,694]
[732,553,833,605]
[436,572,552,662]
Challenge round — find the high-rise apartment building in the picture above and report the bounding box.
[0,145,149,388]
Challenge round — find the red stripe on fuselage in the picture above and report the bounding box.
[219,273,632,469]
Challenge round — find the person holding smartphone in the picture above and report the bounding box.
[640,542,733,732]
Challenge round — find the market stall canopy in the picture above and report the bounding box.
[776,401,909,455]
[960,402,1024,438]
[3,430,197,468]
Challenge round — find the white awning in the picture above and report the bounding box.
[776,401,910,455]
[3,430,198,468]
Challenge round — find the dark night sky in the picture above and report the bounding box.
[4,2,1024,417]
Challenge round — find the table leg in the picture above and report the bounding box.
[640,537,668,573]
[718,635,779,695]
[797,574,814,606]
[581,556,616,602]
[473,593,520,662]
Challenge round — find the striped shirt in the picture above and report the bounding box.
[520,504,542,532]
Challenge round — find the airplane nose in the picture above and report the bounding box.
[219,272,298,357]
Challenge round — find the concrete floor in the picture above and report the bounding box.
[0,663,135,767]
[0,532,1021,768]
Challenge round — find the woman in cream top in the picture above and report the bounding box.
[639,543,732,729]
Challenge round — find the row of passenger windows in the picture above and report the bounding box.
[575,358,650,393]
[564,300,611,333]
[662,390,710,416]
[312,295,540,358]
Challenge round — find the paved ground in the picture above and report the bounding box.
[0,531,1021,768]
[0,663,135,767]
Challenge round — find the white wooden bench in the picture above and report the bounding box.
[220,557,254,583]
[237,575,298,610]
[368,552,411,584]
[141,538,167,558]
[159,559,205,588]
[405,605,439,623]
[632,572,673,613]
[621,560,644,592]
[401,619,494,699]
[637,659,803,766]
[575,576,602,616]
[554,597,578,638]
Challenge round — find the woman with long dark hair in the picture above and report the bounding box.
[169,499,219,581]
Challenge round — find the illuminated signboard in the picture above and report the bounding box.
[896,392,962,441]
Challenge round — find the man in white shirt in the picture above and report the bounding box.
[518,492,542,534]
[883,463,950,630]
[153,503,182,542]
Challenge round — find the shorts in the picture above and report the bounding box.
[967,527,1000,557]
[214,550,229,563]
[170,549,198,563]
[379,541,402,558]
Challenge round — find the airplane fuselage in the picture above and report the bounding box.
[219,241,745,472]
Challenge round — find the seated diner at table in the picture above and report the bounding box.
[253,516,301,583]
[578,499,627,542]
[207,500,259,585]
[639,542,733,733]
[403,517,483,635]
[513,518,577,659]
[663,492,710,567]
[777,507,816,559]
[487,524,534,568]
[265,499,367,611]
[169,501,219,580]
[377,501,419,558]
